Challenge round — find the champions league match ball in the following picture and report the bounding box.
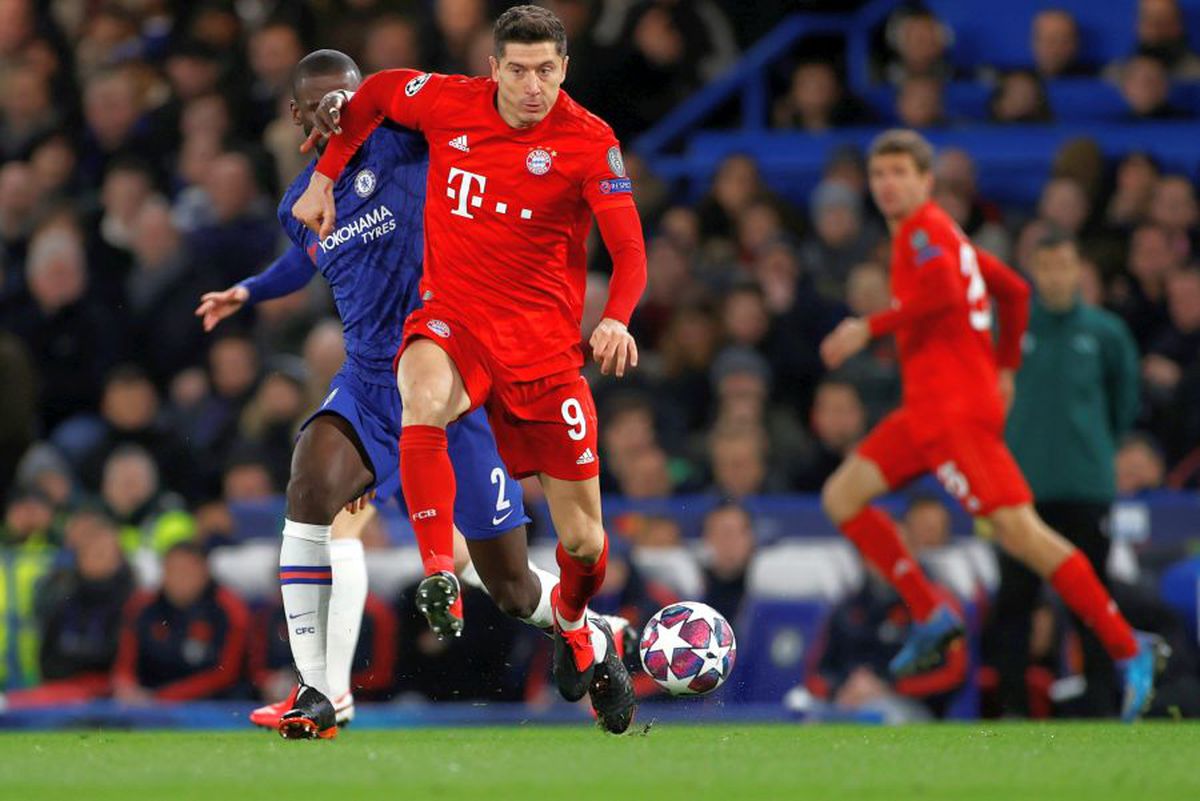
[639,602,737,696]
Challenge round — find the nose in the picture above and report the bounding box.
[523,74,540,95]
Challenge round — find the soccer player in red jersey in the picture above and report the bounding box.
[291,7,644,731]
[818,129,1166,721]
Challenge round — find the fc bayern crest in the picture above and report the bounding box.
[354,169,376,198]
[426,319,451,338]
[526,148,553,175]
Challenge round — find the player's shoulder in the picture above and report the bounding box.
[374,121,430,160]
[278,160,317,226]
[555,91,618,139]
[898,202,957,263]
[434,74,495,104]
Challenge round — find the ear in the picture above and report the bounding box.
[561,54,570,80]
[489,55,500,82]
[290,99,300,128]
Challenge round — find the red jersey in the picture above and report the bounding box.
[315,69,639,382]
[867,201,1030,424]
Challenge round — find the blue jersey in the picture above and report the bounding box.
[278,123,428,384]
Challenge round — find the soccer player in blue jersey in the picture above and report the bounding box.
[197,50,629,739]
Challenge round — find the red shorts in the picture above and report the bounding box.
[856,407,1032,516]
[399,307,599,481]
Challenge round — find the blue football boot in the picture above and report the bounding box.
[888,604,965,677]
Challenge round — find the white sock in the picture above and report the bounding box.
[326,538,367,701]
[459,559,485,591]
[280,519,332,697]
[521,563,558,630]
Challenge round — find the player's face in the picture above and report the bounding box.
[490,41,568,128]
[1031,242,1082,310]
[291,70,361,139]
[868,152,933,225]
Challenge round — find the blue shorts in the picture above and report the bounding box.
[300,369,529,540]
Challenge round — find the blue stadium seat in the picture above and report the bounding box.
[728,598,830,703]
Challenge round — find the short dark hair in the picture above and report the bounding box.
[494,5,567,58]
[868,128,935,173]
[291,49,361,100]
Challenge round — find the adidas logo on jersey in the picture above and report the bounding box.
[576,448,596,466]
[449,135,469,152]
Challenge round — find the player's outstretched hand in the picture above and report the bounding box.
[194,285,249,332]
[345,490,376,514]
[299,90,351,154]
[819,317,870,370]
[590,317,639,377]
[293,172,337,239]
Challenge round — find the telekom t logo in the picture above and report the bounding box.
[447,167,486,219]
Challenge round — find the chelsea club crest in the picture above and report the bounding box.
[354,169,376,198]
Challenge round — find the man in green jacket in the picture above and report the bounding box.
[994,230,1141,717]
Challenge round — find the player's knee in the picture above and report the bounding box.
[562,526,605,563]
[821,475,857,525]
[286,471,340,524]
[400,383,455,427]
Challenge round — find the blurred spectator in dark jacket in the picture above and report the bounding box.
[78,365,198,501]
[1030,9,1091,78]
[895,74,946,128]
[1143,267,1200,457]
[773,59,872,131]
[36,516,133,683]
[0,61,60,161]
[700,502,756,623]
[1110,223,1186,349]
[1131,0,1200,79]
[85,157,157,309]
[246,20,304,137]
[78,66,158,190]
[1115,432,1167,494]
[836,262,901,423]
[1147,175,1199,237]
[801,180,881,300]
[0,160,43,295]
[0,333,36,489]
[362,13,421,73]
[183,150,277,285]
[237,359,308,489]
[1105,153,1160,229]
[5,221,122,433]
[990,70,1052,124]
[697,154,771,246]
[112,541,248,702]
[184,333,262,480]
[794,378,868,492]
[708,421,781,498]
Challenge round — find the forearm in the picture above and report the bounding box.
[315,71,407,180]
[594,205,647,325]
[867,266,961,337]
[977,249,1031,370]
[238,246,315,304]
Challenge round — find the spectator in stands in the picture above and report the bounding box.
[1133,0,1200,79]
[301,319,346,409]
[6,221,121,433]
[773,59,871,131]
[0,160,42,294]
[362,13,420,73]
[1147,174,1199,236]
[1030,9,1091,78]
[237,361,308,489]
[882,7,956,86]
[1111,223,1185,349]
[801,180,880,298]
[112,541,249,702]
[934,184,1011,262]
[0,61,59,161]
[185,333,262,476]
[697,154,771,245]
[652,302,720,438]
[721,281,771,351]
[79,66,155,190]
[0,334,36,490]
[997,230,1140,717]
[100,444,194,555]
[79,365,198,500]
[221,447,278,503]
[895,74,946,128]
[1105,152,1161,229]
[0,487,57,690]
[126,199,221,386]
[1142,268,1200,444]
[707,422,775,498]
[635,236,695,348]
[15,443,74,513]
[28,132,78,202]
[247,20,305,136]
[836,262,901,424]
[794,378,868,492]
[700,501,756,623]
[86,158,157,309]
[1118,49,1189,120]
[1116,432,1167,494]
[1037,177,1091,237]
[36,516,133,685]
[186,150,276,285]
[989,70,1052,124]
[934,148,1008,256]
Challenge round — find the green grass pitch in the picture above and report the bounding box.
[1,723,1197,801]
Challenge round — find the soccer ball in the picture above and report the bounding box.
[639,602,737,696]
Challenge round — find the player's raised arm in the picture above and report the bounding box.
[195,246,316,332]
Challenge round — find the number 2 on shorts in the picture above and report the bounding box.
[561,398,587,441]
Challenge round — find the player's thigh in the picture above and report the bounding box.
[446,407,529,539]
[396,338,472,425]
[491,374,599,482]
[288,413,375,517]
[823,410,922,522]
[930,424,1033,517]
[539,473,605,561]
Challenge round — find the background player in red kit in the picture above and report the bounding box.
[292,6,645,733]
[818,129,1167,722]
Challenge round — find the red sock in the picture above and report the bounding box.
[399,425,456,576]
[1050,549,1138,660]
[554,539,608,625]
[841,507,939,621]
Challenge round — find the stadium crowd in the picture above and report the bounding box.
[1,0,1199,718]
